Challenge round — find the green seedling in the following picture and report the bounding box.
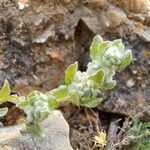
[0,80,18,117]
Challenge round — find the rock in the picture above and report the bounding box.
[105,7,127,28]
[61,0,71,5]
[34,26,55,44]
[137,30,150,42]
[0,110,73,150]
[17,0,29,10]
[132,70,137,74]
[145,13,150,26]
[87,0,106,9]
[126,79,135,87]
[112,0,150,14]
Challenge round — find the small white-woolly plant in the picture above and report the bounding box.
[0,35,132,137]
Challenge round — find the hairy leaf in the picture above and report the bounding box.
[0,80,17,104]
[119,50,132,68]
[0,107,8,117]
[47,86,69,101]
[97,41,110,57]
[65,62,78,85]
[27,123,45,137]
[18,97,30,108]
[48,98,58,109]
[104,80,116,89]
[89,69,105,85]
[0,80,11,102]
[70,92,79,106]
[90,34,103,59]
[112,39,124,50]
[81,98,102,108]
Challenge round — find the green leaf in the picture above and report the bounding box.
[104,80,116,89]
[65,62,78,85]
[140,122,150,132]
[97,41,110,57]
[35,110,49,122]
[48,98,58,109]
[6,95,19,105]
[27,123,45,137]
[119,50,132,68]
[90,34,103,59]
[81,98,102,108]
[112,39,125,51]
[0,80,11,103]
[112,39,121,46]
[0,80,18,104]
[0,107,8,117]
[46,86,69,101]
[58,79,65,86]
[89,69,105,85]
[27,91,39,99]
[26,91,39,105]
[112,39,123,47]
[8,94,18,100]
[18,98,30,108]
[70,92,79,106]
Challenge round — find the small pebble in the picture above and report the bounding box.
[137,76,142,81]
[126,79,135,87]
[18,0,29,10]
[132,70,138,74]
[141,83,146,88]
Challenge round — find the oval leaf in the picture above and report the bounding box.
[97,41,111,57]
[89,69,105,85]
[104,80,116,89]
[119,50,132,68]
[0,107,8,117]
[46,86,69,100]
[48,98,58,109]
[112,39,122,46]
[90,34,103,59]
[65,62,78,85]
[70,92,79,106]
[112,39,124,50]
[0,80,11,102]
[81,98,102,108]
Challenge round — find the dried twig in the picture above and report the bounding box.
[105,117,121,150]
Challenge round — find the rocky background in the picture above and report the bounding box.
[0,0,150,124]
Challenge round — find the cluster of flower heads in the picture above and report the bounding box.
[66,35,132,107]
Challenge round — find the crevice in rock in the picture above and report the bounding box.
[74,19,94,71]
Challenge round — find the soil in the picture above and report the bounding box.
[0,0,150,150]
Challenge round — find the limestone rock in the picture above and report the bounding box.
[112,0,150,14]
[145,13,150,26]
[137,29,150,42]
[0,111,73,150]
[105,8,127,28]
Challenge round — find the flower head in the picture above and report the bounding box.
[93,130,107,149]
